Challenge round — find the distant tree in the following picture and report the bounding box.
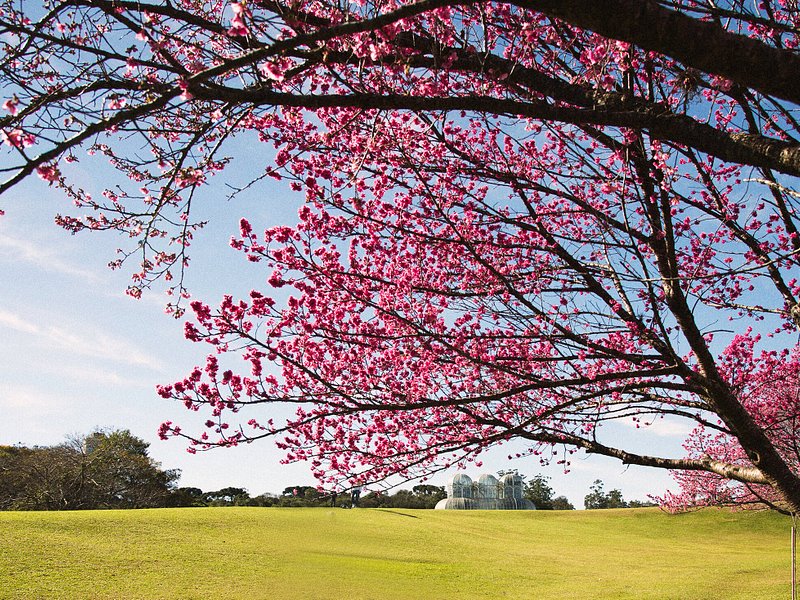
[524,475,556,510]
[521,474,574,510]
[300,485,444,509]
[551,496,575,511]
[0,446,30,509]
[387,490,417,508]
[244,493,279,507]
[628,499,658,509]
[167,486,207,507]
[412,485,446,502]
[385,486,446,509]
[584,480,607,510]
[275,485,325,506]
[170,487,283,507]
[0,444,84,510]
[205,487,250,506]
[359,489,406,508]
[356,491,384,509]
[605,489,628,510]
[281,485,318,498]
[77,429,180,509]
[0,430,179,510]
[584,480,628,510]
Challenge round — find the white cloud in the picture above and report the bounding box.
[0,307,162,371]
[0,309,39,334]
[47,362,154,389]
[0,384,58,410]
[0,384,69,444]
[0,230,100,282]
[617,415,693,437]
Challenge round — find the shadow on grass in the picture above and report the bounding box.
[376,509,421,519]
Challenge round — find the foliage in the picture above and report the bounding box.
[282,485,319,498]
[412,484,445,497]
[168,486,283,507]
[0,507,790,599]
[359,485,446,509]
[205,486,251,506]
[660,358,800,512]
[584,479,628,510]
[0,444,84,510]
[2,1,800,511]
[0,429,179,510]
[166,486,207,507]
[78,429,180,509]
[551,496,576,511]
[522,474,574,510]
[245,493,282,507]
[524,474,554,510]
[627,499,658,509]
[268,484,446,508]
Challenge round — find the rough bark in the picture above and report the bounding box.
[521,0,800,104]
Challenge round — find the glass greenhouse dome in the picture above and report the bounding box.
[435,472,536,510]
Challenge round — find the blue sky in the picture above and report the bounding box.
[0,155,685,508]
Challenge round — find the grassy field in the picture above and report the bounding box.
[0,506,790,599]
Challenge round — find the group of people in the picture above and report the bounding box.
[326,486,362,508]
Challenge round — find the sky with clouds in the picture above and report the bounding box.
[0,150,689,508]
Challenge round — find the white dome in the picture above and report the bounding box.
[476,474,499,499]
[499,473,521,485]
[448,473,474,499]
[500,474,524,500]
[437,471,535,510]
[478,474,499,485]
[452,473,473,485]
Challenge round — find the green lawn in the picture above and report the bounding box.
[0,507,790,599]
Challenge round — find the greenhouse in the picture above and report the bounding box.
[434,473,536,510]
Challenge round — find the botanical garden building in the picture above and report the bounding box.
[434,473,536,510]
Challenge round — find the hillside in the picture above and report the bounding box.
[0,507,788,599]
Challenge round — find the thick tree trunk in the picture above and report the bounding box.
[664,282,800,512]
[706,379,800,513]
[521,0,800,104]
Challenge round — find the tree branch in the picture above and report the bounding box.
[519,0,800,104]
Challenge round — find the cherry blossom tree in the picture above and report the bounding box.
[660,346,800,512]
[2,0,800,511]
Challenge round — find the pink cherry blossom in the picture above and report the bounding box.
[107,97,126,110]
[2,98,18,115]
[0,0,799,511]
[2,129,34,148]
[227,3,250,37]
[35,164,59,182]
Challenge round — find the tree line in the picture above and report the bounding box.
[0,430,451,510]
[172,476,655,510]
[1,434,651,511]
[582,479,656,510]
[168,484,447,508]
[0,430,178,510]
[512,474,655,510]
